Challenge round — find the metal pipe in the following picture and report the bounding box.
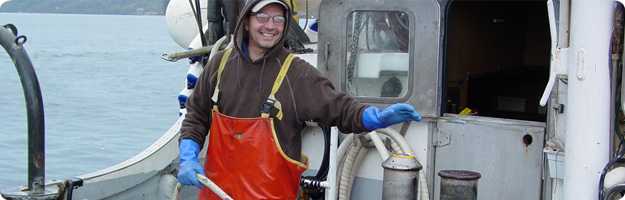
[438,170,481,200]
[564,0,612,199]
[326,127,339,200]
[196,174,233,200]
[0,24,46,195]
[381,153,421,200]
[161,45,213,62]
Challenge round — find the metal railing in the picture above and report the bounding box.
[0,24,57,200]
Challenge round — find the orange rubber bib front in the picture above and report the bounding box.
[199,111,307,199]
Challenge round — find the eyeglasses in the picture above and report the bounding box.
[252,13,286,25]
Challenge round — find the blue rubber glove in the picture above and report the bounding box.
[177,139,205,188]
[362,103,422,131]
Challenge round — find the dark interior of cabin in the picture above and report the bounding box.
[443,1,551,122]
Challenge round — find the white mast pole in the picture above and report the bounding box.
[564,0,613,199]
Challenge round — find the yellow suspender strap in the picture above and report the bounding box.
[211,48,233,109]
[266,53,295,120]
[271,54,295,96]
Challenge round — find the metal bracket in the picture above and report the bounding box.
[553,104,565,114]
[63,178,83,200]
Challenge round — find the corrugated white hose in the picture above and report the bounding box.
[335,134,353,199]
[336,134,354,168]
[347,144,369,200]
[338,136,368,200]
[389,139,403,154]
[368,131,390,160]
[375,128,412,154]
[337,137,359,200]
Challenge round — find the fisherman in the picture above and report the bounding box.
[177,0,422,199]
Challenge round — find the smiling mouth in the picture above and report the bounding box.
[260,31,278,39]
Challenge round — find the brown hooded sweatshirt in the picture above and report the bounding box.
[180,0,368,161]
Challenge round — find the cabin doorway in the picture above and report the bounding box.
[433,1,550,199]
[442,0,551,122]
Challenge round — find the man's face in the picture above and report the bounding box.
[246,4,285,51]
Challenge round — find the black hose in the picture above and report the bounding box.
[0,24,46,194]
[316,126,331,180]
[188,0,207,47]
[300,126,331,199]
[195,0,205,46]
[604,183,625,200]
[599,157,625,200]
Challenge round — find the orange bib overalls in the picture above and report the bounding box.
[199,49,308,200]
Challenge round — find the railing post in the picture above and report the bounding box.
[438,170,481,200]
[0,24,57,200]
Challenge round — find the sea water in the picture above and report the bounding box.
[0,13,187,189]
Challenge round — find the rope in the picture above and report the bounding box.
[188,0,207,47]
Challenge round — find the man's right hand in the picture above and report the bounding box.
[177,139,205,188]
[361,103,421,131]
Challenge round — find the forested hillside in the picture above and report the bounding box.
[0,0,170,15]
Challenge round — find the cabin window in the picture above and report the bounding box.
[345,11,411,98]
[443,1,551,122]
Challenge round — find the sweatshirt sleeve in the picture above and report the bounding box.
[291,59,369,134]
[180,52,223,146]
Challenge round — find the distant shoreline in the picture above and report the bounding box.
[0,11,164,16]
[0,0,169,16]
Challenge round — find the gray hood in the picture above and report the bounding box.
[232,0,292,62]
